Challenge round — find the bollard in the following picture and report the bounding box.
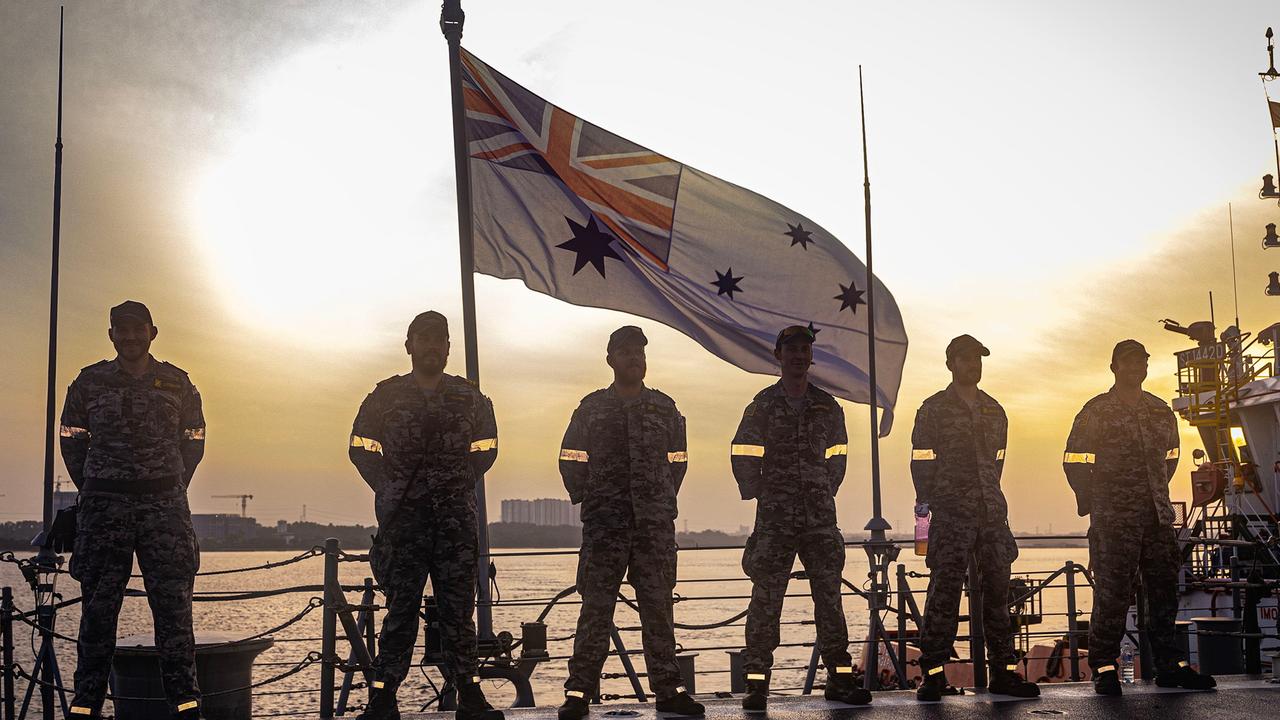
[1191,616,1244,674]
[676,653,698,695]
[520,622,548,660]
[320,538,340,719]
[1065,562,1081,681]
[2,586,14,720]
[726,650,744,694]
[1244,569,1264,675]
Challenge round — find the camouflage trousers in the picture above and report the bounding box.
[69,489,200,715]
[741,524,851,674]
[565,523,683,699]
[918,512,1019,669]
[368,501,479,687]
[1088,509,1184,672]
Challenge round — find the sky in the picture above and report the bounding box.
[1,0,1278,534]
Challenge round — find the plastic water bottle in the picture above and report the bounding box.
[914,503,930,556]
[1120,641,1135,683]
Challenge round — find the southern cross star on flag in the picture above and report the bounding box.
[461,49,908,434]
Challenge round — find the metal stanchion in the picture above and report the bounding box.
[320,538,339,719]
[1065,562,1081,681]
[2,586,14,720]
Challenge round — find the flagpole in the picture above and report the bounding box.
[441,0,494,640]
[857,65,898,693]
[40,6,67,546]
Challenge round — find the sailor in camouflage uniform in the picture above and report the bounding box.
[909,335,1038,700]
[1064,339,1215,695]
[730,325,871,710]
[59,301,206,719]
[556,326,703,720]
[349,312,503,720]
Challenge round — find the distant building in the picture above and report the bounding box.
[500,498,581,527]
[191,513,261,543]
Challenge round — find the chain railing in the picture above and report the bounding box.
[2,534,1278,720]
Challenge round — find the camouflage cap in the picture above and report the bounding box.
[775,324,816,349]
[1111,339,1149,363]
[945,334,989,360]
[407,311,449,339]
[109,300,152,326]
[607,325,647,353]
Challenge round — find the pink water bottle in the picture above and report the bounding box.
[914,502,930,556]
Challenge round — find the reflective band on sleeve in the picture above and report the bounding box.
[835,666,853,674]
[183,427,205,441]
[674,687,686,694]
[667,451,688,463]
[1006,664,1018,671]
[559,449,589,462]
[470,438,498,452]
[824,443,848,459]
[912,449,936,461]
[927,665,945,675]
[746,673,767,681]
[995,448,1006,461]
[732,444,765,457]
[1063,452,1095,464]
[1166,448,1179,460]
[566,690,585,698]
[178,701,199,712]
[1178,660,1188,668]
[473,676,481,684]
[70,707,93,716]
[59,425,90,439]
[1096,665,1116,674]
[350,435,383,454]
[372,681,385,689]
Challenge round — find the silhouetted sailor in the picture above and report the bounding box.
[557,326,703,719]
[910,335,1038,701]
[349,311,503,720]
[730,325,871,710]
[59,301,205,719]
[1064,339,1215,696]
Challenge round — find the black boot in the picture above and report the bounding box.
[824,671,872,705]
[1155,663,1216,690]
[742,677,769,712]
[558,693,590,720]
[987,662,1039,698]
[916,665,948,702]
[655,691,704,716]
[356,682,401,720]
[1092,667,1121,696]
[457,682,504,720]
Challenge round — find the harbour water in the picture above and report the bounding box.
[0,545,1092,715]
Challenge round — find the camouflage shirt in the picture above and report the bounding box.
[59,357,206,495]
[559,385,688,528]
[909,384,1009,520]
[1063,388,1180,524]
[730,381,849,530]
[349,373,498,524]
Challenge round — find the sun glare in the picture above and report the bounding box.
[189,7,454,347]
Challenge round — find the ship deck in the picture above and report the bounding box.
[371,676,1279,720]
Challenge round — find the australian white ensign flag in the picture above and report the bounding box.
[461,49,908,434]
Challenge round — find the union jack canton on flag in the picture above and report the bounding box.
[461,49,908,435]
